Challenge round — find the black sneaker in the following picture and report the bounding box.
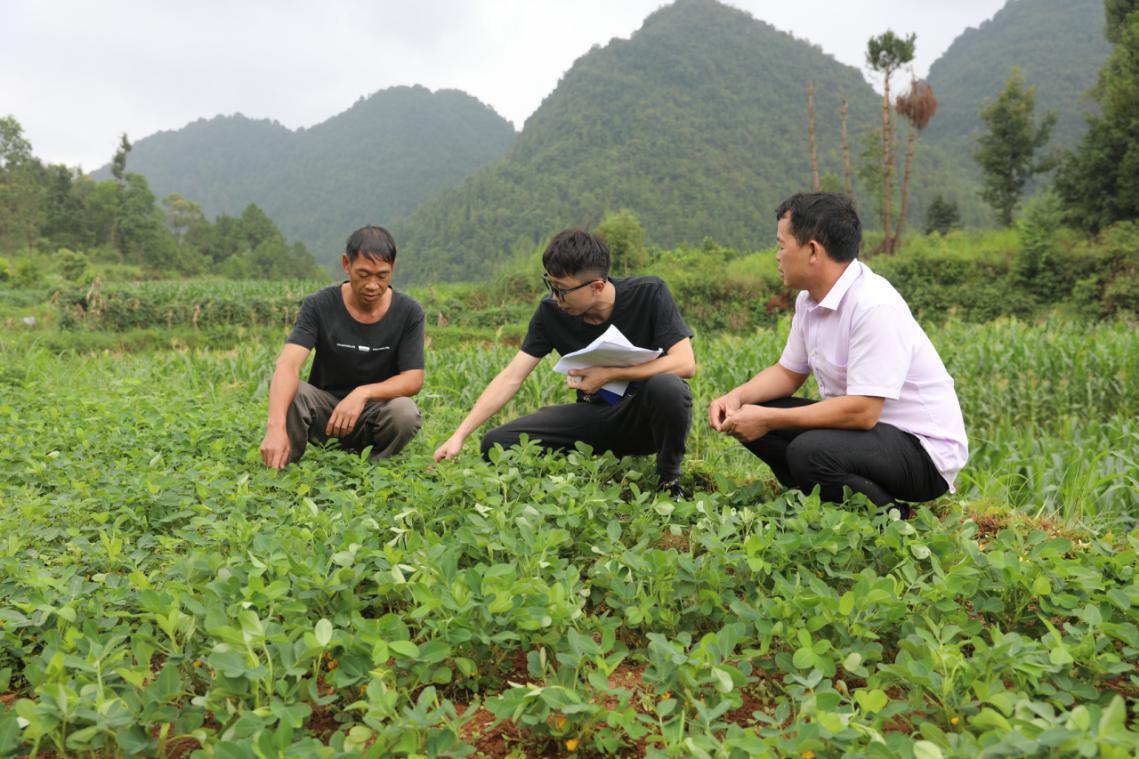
[658,479,686,500]
[882,503,911,520]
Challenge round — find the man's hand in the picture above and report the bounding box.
[326,389,368,437]
[720,405,772,443]
[433,433,466,462]
[260,427,290,469]
[567,366,614,395]
[708,392,742,431]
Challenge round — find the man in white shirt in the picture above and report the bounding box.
[709,193,968,512]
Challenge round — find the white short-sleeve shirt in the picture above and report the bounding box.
[778,260,969,490]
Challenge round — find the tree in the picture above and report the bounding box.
[866,31,915,250]
[807,81,819,191]
[893,79,938,251]
[924,195,961,235]
[596,209,647,276]
[163,193,207,245]
[841,97,853,197]
[1055,2,1139,232]
[111,133,131,183]
[974,68,1056,226]
[0,116,45,250]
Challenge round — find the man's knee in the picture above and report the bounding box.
[786,431,842,482]
[642,373,692,409]
[387,397,422,437]
[479,425,515,461]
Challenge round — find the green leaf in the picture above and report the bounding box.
[711,667,733,693]
[838,591,855,616]
[1049,646,1074,665]
[818,710,846,734]
[214,741,256,759]
[314,618,333,648]
[0,713,21,755]
[913,741,944,759]
[792,646,815,669]
[1032,575,1052,596]
[1097,695,1127,738]
[853,688,888,714]
[389,640,420,658]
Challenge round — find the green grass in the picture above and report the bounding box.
[1,317,1136,756]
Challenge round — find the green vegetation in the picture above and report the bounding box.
[1056,0,1139,232]
[1,300,1136,755]
[924,0,1111,169]
[1,1,1138,752]
[0,116,323,282]
[96,86,517,267]
[974,69,1056,226]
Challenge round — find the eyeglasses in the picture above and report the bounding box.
[543,273,599,300]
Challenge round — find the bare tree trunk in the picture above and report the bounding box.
[841,97,852,197]
[880,71,894,254]
[808,81,819,191]
[895,121,917,254]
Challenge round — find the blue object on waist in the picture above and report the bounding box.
[596,387,623,406]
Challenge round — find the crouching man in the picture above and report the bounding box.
[433,228,695,497]
[260,225,424,468]
[709,193,968,511]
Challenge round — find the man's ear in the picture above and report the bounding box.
[341,254,350,274]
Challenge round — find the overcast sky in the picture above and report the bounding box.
[2,0,1007,171]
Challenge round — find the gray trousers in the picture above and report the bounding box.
[286,381,422,463]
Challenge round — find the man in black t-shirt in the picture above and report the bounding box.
[260,226,425,468]
[433,229,695,495]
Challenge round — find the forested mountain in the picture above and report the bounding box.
[393,0,982,283]
[924,0,1111,164]
[93,86,516,266]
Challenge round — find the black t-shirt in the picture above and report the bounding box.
[521,276,692,397]
[287,284,425,399]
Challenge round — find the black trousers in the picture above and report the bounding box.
[742,397,948,507]
[481,373,692,481]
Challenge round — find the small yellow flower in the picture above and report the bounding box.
[192,660,202,668]
[659,691,672,701]
[801,752,815,759]
[566,738,578,752]
[555,715,567,730]
[950,716,959,726]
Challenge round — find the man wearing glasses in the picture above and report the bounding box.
[433,228,696,497]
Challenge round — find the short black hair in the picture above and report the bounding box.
[775,193,861,263]
[542,228,610,279]
[345,225,397,263]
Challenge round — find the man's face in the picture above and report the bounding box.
[342,254,393,305]
[775,214,812,290]
[543,272,600,315]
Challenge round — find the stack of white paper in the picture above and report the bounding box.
[553,324,662,398]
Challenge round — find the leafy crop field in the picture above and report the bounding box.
[1,318,1137,757]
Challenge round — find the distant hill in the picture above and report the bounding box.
[393,0,984,283]
[924,0,1111,166]
[94,86,517,267]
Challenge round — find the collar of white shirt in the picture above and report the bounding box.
[807,259,865,312]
